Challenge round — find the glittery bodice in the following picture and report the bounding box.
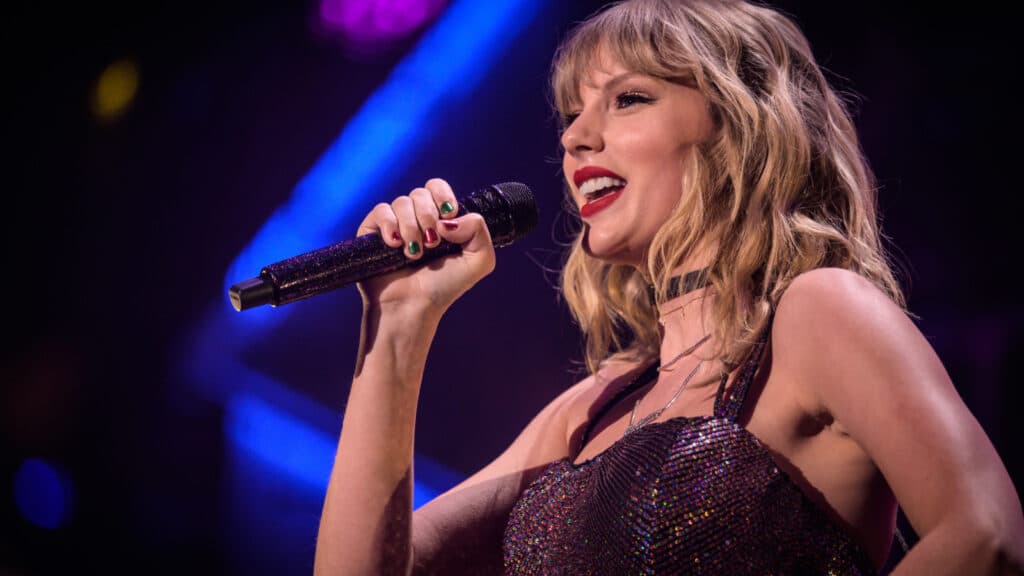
[502,323,876,575]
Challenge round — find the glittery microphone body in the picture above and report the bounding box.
[231,182,536,310]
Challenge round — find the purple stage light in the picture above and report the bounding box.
[319,0,447,51]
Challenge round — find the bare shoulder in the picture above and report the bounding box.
[773,267,912,352]
[766,276,1024,564]
[770,267,927,414]
[775,267,904,325]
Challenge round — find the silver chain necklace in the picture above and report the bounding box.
[624,335,709,436]
[658,333,711,372]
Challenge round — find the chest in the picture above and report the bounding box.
[504,417,875,575]
[569,359,811,468]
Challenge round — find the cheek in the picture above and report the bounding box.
[637,200,675,237]
[562,156,581,204]
[625,128,686,172]
[638,165,687,218]
[637,140,693,204]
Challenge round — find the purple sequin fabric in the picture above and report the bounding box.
[503,324,876,575]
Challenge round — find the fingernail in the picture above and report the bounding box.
[407,241,420,255]
[439,201,454,215]
[392,231,402,241]
[424,228,438,244]
[441,220,459,230]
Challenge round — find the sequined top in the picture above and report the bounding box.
[502,322,877,575]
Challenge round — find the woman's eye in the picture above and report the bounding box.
[615,92,654,108]
[561,112,580,128]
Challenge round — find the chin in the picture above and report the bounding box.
[582,228,644,267]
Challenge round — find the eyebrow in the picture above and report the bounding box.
[579,71,653,99]
[604,72,649,92]
[564,70,656,113]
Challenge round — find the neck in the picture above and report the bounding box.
[657,267,715,368]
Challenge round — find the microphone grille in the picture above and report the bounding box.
[491,182,538,246]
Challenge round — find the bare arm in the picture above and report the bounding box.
[313,178,496,575]
[776,269,1024,576]
[313,178,585,575]
[313,299,440,575]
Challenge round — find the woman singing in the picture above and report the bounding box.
[313,0,1024,573]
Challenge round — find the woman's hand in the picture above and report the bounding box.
[355,178,496,314]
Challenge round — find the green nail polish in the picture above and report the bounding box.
[440,201,454,215]
[408,241,420,255]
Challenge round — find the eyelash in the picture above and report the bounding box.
[561,91,655,129]
[615,91,654,108]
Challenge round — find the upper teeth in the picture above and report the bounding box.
[580,176,626,198]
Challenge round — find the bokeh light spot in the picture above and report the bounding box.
[91,58,139,122]
[14,458,73,529]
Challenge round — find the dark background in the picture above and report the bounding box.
[4,1,1020,574]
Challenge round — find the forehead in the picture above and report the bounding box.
[577,50,635,90]
[565,46,658,108]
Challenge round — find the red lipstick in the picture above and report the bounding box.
[580,189,624,218]
[574,165,626,218]
[573,166,624,188]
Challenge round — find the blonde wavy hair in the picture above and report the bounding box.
[553,0,905,374]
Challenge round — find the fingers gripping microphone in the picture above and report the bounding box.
[228,182,537,311]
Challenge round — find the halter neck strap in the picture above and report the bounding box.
[713,313,774,420]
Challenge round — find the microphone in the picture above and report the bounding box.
[228,182,538,311]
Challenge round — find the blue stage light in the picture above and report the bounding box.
[14,458,73,529]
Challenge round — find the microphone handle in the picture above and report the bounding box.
[228,182,536,311]
[268,234,462,307]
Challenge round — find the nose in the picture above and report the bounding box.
[560,108,603,156]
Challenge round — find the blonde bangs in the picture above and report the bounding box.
[552,0,701,117]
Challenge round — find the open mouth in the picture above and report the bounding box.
[580,176,626,203]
